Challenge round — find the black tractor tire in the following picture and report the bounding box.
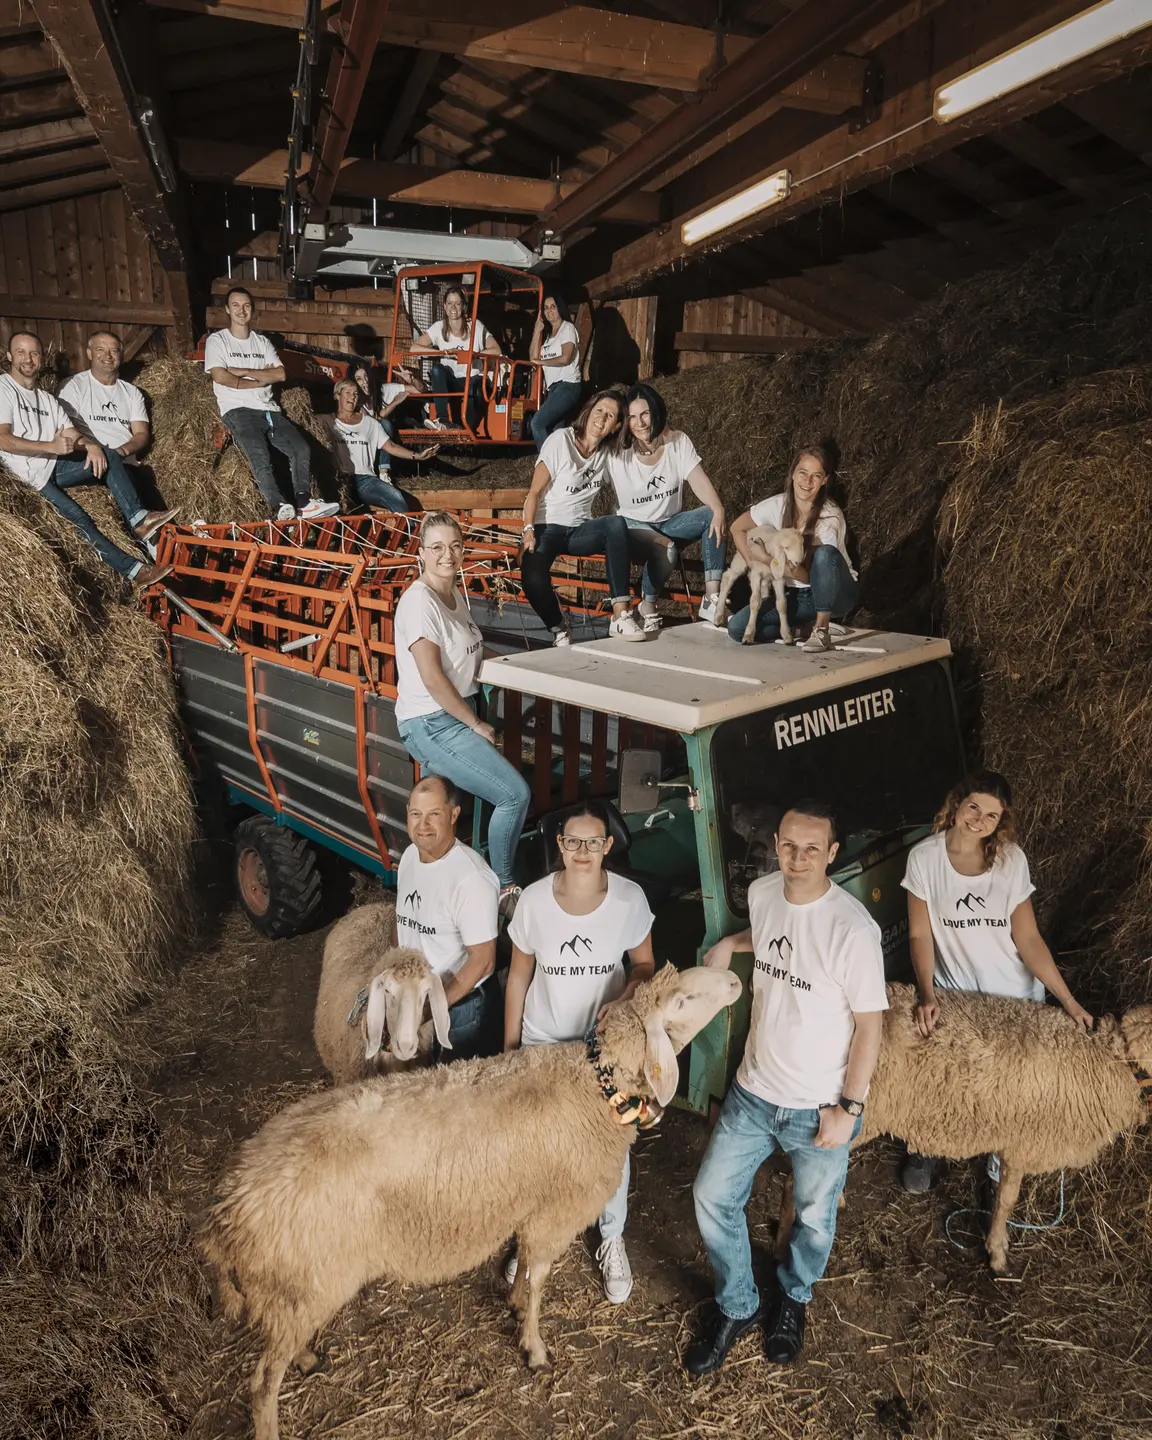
[233,815,322,938]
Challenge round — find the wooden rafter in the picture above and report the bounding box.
[306,0,391,217]
[0,115,95,160]
[0,294,175,324]
[378,47,438,160]
[0,168,117,213]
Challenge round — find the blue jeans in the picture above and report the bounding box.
[397,703,530,889]
[625,507,725,601]
[520,517,632,631]
[353,474,410,513]
[40,452,147,577]
[531,380,582,451]
[600,1153,630,1240]
[428,362,485,431]
[693,1080,861,1313]
[441,981,502,1061]
[224,407,311,514]
[727,544,859,644]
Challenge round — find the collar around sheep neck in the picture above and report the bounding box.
[585,1025,654,1127]
[1120,1025,1152,1112]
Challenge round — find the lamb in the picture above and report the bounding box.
[202,963,740,1440]
[312,903,451,1083]
[714,525,805,644]
[775,983,1152,1273]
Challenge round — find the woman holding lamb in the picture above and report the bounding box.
[503,800,655,1303]
[726,444,857,652]
[900,770,1093,1193]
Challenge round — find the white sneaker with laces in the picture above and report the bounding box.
[299,499,340,520]
[698,594,723,625]
[552,625,572,648]
[801,626,833,653]
[596,1236,633,1304]
[608,611,647,642]
[423,415,447,431]
[276,503,297,522]
[638,602,662,634]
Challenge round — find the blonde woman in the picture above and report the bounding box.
[394,511,530,909]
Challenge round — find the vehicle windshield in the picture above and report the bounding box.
[711,660,964,914]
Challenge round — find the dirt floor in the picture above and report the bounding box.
[131,896,1152,1440]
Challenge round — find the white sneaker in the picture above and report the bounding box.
[698,594,723,625]
[299,499,340,520]
[801,626,833,653]
[596,1236,633,1304]
[276,503,297,522]
[552,625,572,648]
[608,611,647,642]
[504,1250,524,1285]
[424,416,447,431]
[986,1152,1001,1184]
[638,602,662,634]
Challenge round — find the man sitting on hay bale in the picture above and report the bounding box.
[205,285,339,524]
[0,331,174,587]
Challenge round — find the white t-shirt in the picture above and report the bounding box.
[0,374,67,491]
[204,329,282,415]
[508,872,654,1046]
[394,580,483,725]
[378,382,410,409]
[608,430,702,524]
[58,371,148,457]
[535,427,608,527]
[748,493,857,588]
[425,319,491,380]
[540,320,581,388]
[395,840,499,983]
[737,872,888,1109]
[331,413,388,476]
[901,833,1041,1001]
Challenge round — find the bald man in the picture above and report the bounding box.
[394,774,501,1059]
[0,331,172,585]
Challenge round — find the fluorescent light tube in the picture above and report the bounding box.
[934,0,1152,122]
[681,169,792,246]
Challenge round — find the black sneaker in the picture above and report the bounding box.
[682,1304,764,1376]
[765,1292,806,1364]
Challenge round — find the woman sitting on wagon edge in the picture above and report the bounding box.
[520,389,647,645]
[726,444,858,653]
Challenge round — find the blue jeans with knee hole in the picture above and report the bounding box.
[624,507,725,601]
[693,1080,861,1314]
[397,702,531,889]
[40,452,147,576]
[727,543,859,644]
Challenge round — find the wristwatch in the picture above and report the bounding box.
[838,1097,865,1117]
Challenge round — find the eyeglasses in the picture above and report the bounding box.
[559,835,608,852]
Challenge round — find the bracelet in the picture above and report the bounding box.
[522,522,534,530]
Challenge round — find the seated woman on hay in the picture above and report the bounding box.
[725,444,858,653]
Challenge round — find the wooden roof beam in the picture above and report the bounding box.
[0,168,117,213]
[1065,75,1152,165]
[306,0,392,218]
[588,0,1152,297]
[378,47,439,161]
[0,115,94,160]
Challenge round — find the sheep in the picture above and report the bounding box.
[202,963,741,1440]
[313,903,451,1084]
[714,525,805,644]
[774,983,1152,1273]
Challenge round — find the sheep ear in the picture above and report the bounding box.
[427,970,453,1050]
[642,1014,679,1106]
[364,974,388,1060]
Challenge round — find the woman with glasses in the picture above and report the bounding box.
[503,800,655,1304]
[394,511,531,912]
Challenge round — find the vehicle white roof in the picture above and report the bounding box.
[480,622,952,733]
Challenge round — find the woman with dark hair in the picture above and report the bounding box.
[529,293,583,451]
[607,382,726,632]
[899,770,1092,1192]
[504,799,655,1302]
[410,285,501,432]
[520,388,646,644]
[726,445,857,652]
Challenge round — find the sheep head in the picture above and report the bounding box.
[365,950,452,1062]
[599,964,742,1106]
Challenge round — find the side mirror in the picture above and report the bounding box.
[619,747,662,814]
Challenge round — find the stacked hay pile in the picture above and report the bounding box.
[0,476,208,1437]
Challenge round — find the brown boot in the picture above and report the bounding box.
[132,562,174,589]
[134,507,180,542]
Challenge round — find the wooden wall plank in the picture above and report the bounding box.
[100,190,132,302]
[25,204,59,297]
[76,194,107,303]
[1,210,32,294]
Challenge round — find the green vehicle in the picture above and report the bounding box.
[481,621,964,1114]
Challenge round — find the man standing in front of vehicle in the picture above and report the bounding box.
[685,799,886,1372]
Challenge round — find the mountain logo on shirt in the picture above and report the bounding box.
[645,473,666,491]
[955,893,986,912]
[765,936,794,959]
[559,935,593,958]
[404,889,421,910]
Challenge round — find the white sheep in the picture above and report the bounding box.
[313,903,451,1084]
[775,983,1152,1272]
[202,963,741,1440]
[713,525,805,643]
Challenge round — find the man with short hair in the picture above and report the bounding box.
[59,330,152,464]
[685,800,887,1373]
[0,331,172,585]
[204,285,338,523]
[329,377,439,514]
[394,774,501,1058]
